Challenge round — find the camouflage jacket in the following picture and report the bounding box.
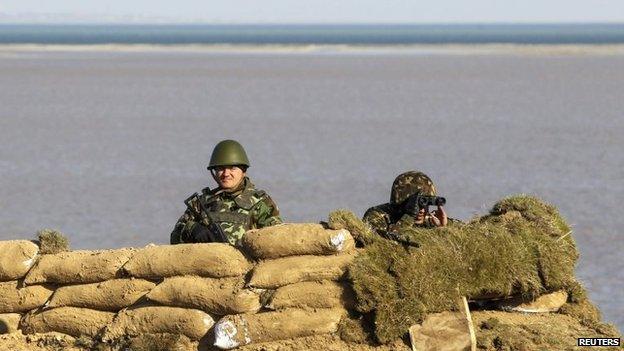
[170,177,282,246]
[363,203,439,238]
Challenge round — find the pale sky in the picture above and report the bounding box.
[1,0,624,23]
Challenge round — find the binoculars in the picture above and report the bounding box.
[415,194,446,207]
[403,193,446,215]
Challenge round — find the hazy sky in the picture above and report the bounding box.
[1,0,624,23]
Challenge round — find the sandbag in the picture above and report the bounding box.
[21,307,114,337]
[248,253,355,289]
[266,281,356,310]
[242,224,355,259]
[494,290,569,313]
[0,313,21,334]
[24,248,135,285]
[214,308,345,349]
[146,276,260,315]
[102,306,214,341]
[409,297,476,351]
[47,278,156,311]
[122,244,250,279]
[0,281,54,313]
[409,312,476,351]
[0,240,39,281]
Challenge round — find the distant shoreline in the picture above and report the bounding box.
[2,43,624,56]
[2,24,624,47]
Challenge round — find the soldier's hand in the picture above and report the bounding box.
[403,195,420,216]
[190,223,213,242]
[414,208,426,225]
[432,206,448,227]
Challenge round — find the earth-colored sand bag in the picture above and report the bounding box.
[242,224,355,259]
[128,333,195,351]
[20,307,114,337]
[493,290,569,313]
[24,248,135,285]
[0,313,21,334]
[409,311,476,351]
[122,244,250,279]
[214,308,345,349]
[47,278,156,311]
[248,253,355,289]
[0,240,38,281]
[0,281,54,313]
[266,281,356,310]
[102,306,214,341]
[409,297,476,351]
[146,276,260,315]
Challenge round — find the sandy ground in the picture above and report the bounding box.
[1,310,620,351]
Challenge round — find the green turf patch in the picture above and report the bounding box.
[348,195,581,343]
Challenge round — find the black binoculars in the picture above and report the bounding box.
[415,194,446,207]
[403,193,446,215]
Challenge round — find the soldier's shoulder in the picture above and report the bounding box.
[363,203,393,219]
[236,184,274,210]
[195,187,219,203]
[243,180,275,201]
[251,188,279,209]
[248,187,281,216]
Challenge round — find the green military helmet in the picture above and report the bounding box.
[208,140,250,170]
[390,171,436,205]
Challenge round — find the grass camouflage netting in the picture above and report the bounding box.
[347,195,583,343]
[327,209,377,246]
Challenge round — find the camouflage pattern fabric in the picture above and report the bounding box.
[363,204,439,238]
[390,171,436,205]
[171,177,282,246]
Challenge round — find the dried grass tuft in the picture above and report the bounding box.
[36,229,70,254]
[337,314,375,344]
[328,209,377,246]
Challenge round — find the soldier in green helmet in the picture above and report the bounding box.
[170,140,282,246]
[363,171,448,238]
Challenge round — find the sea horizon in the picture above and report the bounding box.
[1,23,624,45]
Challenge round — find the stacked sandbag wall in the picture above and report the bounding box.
[0,240,46,334]
[0,223,359,349]
[213,223,356,349]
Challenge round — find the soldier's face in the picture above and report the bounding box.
[213,166,245,189]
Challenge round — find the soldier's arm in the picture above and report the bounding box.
[252,194,283,228]
[395,213,439,228]
[170,209,198,244]
[363,208,391,237]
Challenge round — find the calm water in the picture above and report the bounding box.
[1,24,624,44]
[0,49,622,329]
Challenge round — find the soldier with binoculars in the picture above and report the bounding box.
[363,171,448,238]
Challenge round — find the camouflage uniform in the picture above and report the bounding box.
[170,177,282,246]
[363,171,439,238]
